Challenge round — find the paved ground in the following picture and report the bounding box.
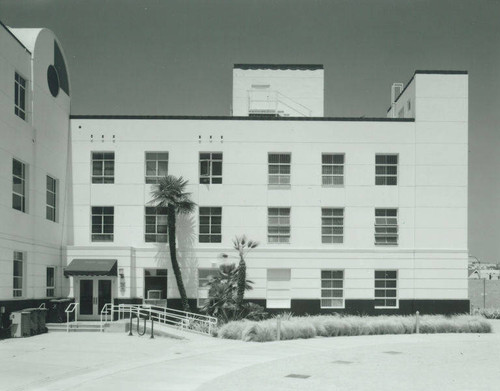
[1,321,500,391]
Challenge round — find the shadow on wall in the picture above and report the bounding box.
[152,213,198,296]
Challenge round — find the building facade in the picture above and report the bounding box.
[0,25,469,326]
[0,22,71,333]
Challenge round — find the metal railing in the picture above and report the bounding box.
[64,302,79,332]
[100,303,217,336]
[248,90,313,117]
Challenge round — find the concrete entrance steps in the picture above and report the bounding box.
[46,322,109,332]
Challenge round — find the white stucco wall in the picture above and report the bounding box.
[68,72,468,305]
[0,26,70,301]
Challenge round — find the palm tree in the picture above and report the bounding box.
[150,175,196,312]
[231,236,259,309]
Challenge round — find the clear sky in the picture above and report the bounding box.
[1,0,499,263]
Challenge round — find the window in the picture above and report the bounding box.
[267,269,291,308]
[145,152,168,184]
[144,269,168,300]
[322,208,344,244]
[91,207,114,242]
[375,270,397,308]
[199,207,222,243]
[375,154,398,185]
[322,154,344,186]
[13,251,23,297]
[268,208,290,243]
[46,176,57,222]
[375,208,398,245]
[268,153,291,185]
[197,268,218,307]
[15,72,26,120]
[199,152,222,184]
[13,159,27,213]
[321,270,344,308]
[92,152,114,184]
[145,207,168,243]
[46,267,55,297]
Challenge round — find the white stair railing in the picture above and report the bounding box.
[64,302,79,332]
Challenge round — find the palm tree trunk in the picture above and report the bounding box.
[167,204,190,312]
[236,252,246,309]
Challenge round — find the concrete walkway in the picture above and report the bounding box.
[1,321,500,391]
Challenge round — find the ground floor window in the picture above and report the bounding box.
[374,270,398,308]
[321,270,344,308]
[266,268,291,308]
[197,268,219,308]
[144,269,168,300]
[46,266,55,297]
[13,251,24,297]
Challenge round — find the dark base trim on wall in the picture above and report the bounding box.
[106,297,471,318]
[260,299,470,316]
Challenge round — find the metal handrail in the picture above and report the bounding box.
[64,302,79,332]
[38,303,46,309]
[101,304,217,336]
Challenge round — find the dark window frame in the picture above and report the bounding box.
[145,206,168,243]
[199,152,223,184]
[199,207,222,243]
[91,206,114,242]
[92,152,115,184]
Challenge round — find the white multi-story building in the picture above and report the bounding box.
[0,24,469,326]
[0,22,71,332]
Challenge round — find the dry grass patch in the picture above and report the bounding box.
[217,314,491,342]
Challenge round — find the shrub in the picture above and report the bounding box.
[218,314,491,342]
[476,308,500,319]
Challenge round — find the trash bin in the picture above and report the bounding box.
[10,311,30,338]
[37,308,48,333]
[22,308,39,335]
[48,299,72,323]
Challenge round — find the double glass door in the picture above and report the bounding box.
[78,278,113,319]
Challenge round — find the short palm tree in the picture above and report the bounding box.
[232,236,259,309]
[150,175,196,312]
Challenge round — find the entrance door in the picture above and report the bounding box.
[79,279,94,315]
[78,278,113,319]
[98,280,112,315]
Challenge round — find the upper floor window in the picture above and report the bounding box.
[321,270,344,308]
[46,267,55,297]
[322,208,344,244]
[145,152,168,184]
[92,152,114,184]
[375,154,398,186]
[12,159,27,213]
[268,153,291,186]
[375,270,398,308]
[15,72,27,120]
[268,207,290,243]
[145,206,168,243]
[91,206,114,242]
[199,207,222,243]
[13,251,24,297]
[46,176,57,222]
[199,152,222,184]
[375,208,398,246]
[322,154,344,186]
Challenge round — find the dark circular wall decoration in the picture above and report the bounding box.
[47,65,60,97]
